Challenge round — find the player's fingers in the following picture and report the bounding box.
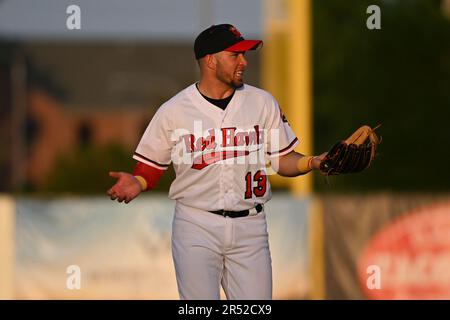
[116,194,126,202]
[317,152,328,160]
[109,189,119,200]
[107,187,118,197]
[109,171,121,179]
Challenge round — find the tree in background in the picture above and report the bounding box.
[44,143,174,194]
[313,0,450,192]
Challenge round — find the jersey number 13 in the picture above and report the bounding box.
[244,170,267,199]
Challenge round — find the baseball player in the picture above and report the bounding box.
[107,24,326,300]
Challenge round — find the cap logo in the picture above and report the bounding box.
[229,26,242,38]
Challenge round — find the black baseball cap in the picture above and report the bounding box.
[194,24,263,60]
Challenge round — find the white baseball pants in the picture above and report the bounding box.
[171,202,272,300]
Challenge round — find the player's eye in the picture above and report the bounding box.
[233,52,245,57]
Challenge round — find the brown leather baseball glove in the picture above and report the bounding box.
[319,125,381,175]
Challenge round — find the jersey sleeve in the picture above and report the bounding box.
[133,161,165,190]
[265,96,299,158]
[133,106,174,170]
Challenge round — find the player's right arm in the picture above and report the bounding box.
[107,102,173,204]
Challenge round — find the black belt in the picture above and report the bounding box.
[209,204,263,218]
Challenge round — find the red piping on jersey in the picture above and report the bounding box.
[133,161,165,190]
[267,137,298,156]
[133,152,170,169]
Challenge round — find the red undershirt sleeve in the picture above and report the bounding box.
[132,161,165,191]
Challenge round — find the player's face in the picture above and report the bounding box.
[214,51,248,89]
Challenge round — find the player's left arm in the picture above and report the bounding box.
[274,150,327,177]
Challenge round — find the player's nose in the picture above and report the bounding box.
[238,53,248,67]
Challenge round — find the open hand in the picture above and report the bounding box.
[107,171,142,204]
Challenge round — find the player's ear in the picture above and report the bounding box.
[205,54,217,70]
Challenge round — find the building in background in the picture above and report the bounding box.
[0,0,263,192]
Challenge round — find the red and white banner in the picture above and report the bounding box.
[358,202,450,299]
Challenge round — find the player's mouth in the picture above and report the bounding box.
[235,70,244,80]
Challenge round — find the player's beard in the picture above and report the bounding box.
[230,77,244,89]
[216,67,244,89]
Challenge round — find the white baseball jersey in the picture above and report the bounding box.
[133,83,299,211]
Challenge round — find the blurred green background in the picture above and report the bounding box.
[313,0,450,192]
